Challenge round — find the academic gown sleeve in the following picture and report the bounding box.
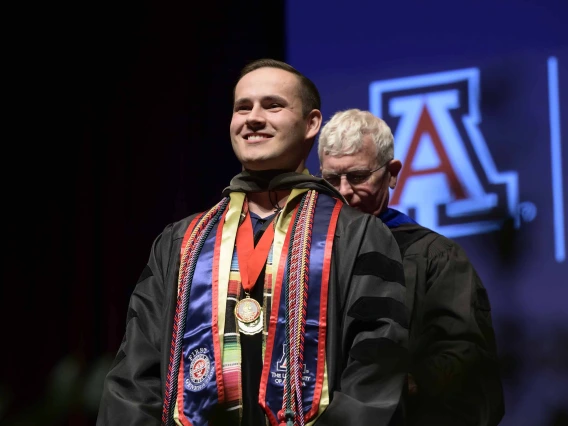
[410,237,504,425]
[96,222,181,426]
[315,209,408,426]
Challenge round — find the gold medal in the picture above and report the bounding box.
[235,297,261,323]
[235,297,263,335]
[234,201,275,337]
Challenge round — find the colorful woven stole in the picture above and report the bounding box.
[163,190,342,426]
[220,243,275,423]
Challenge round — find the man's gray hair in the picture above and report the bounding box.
[318,109,394,164]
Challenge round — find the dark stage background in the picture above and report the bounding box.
[3,1,566,425]
[4,1,284,424]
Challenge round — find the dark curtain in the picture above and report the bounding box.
[3,1,285,424]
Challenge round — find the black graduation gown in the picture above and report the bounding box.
[391,223,505,426]
[96,174,409,426]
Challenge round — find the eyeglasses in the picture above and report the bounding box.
[320,159,392,187]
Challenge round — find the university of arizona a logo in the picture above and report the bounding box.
[271,344,312,386]
[370,68,522,238]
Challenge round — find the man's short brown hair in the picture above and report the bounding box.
[237,58,321,117]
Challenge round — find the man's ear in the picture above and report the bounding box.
[305,109,322,141]
[388,159,402,189]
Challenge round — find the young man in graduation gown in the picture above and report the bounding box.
[97,61,408,426]
[318,109,505,426]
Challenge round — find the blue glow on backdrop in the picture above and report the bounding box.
[287,1,568,424]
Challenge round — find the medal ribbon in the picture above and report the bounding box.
[235,200,276,295]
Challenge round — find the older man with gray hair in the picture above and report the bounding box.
[318,108,504,426]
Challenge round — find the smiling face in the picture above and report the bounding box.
[230,67,321,172]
